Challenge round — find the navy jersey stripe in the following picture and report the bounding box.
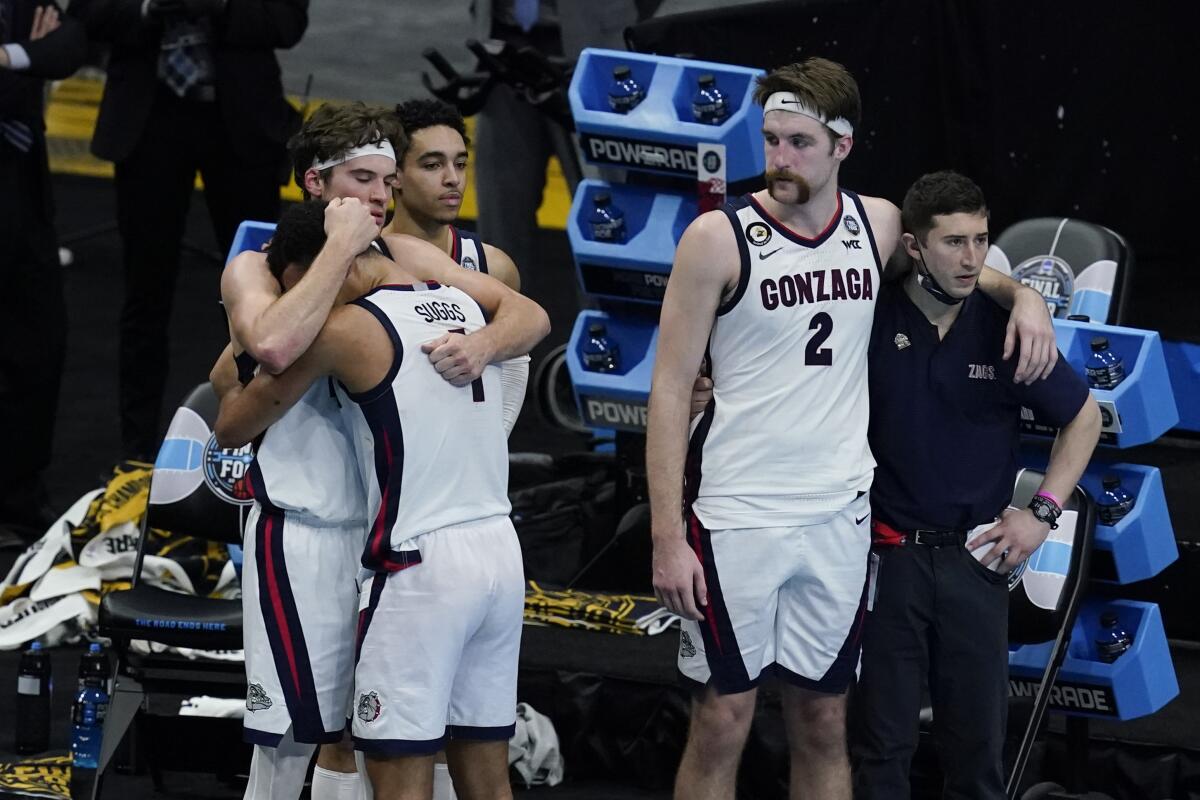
[845,190,883,275]
[341,298,405,403]
[716,206,752,317]
[254,508,333,742]
[354,385,423,573]
[748,191,842,249]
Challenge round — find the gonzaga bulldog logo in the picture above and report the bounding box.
[680,630,697,658]
[246,683,272,711]
[202,435,254,505]
[357,691,382,723]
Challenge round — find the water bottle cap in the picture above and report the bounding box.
[1090,336,1109,351]
[89,643,101,653]
[588,322,607,336]
[30,641,42,651]
[1100,611,1120,627]
[698,73,716,87]
[612,65,632,80]
[593,192,611,206]
[1067,314,1091,322]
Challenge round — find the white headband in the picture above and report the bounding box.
[763,92,854,137]
[311,139,396,172]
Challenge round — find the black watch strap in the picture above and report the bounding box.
[1028,495,1061,530]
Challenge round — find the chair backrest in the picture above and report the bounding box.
[1007,468,1094,644]
[985,217,1135,325]
[146,382,250,546]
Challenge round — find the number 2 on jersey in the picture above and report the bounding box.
[805,312,833,366]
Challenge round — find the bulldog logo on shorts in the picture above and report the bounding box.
[246,683,272,712]
[680,630,697,658]
[357,691,382,723]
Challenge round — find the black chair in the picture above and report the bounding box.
[87,383,247,799]
[985,217,1135,326]
[1005,469,1095,798]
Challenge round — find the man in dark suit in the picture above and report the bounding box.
[0,1,86,544]
[83,0,308,460]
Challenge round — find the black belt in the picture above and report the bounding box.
[910,529,968,547]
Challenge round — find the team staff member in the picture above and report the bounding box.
[853,171,1101,799]
[647,58,1056,800]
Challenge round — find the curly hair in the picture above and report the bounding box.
[265,201,329,283]
[288,102,406,196]
[901,171,989,244]
[393,98,469,162]
[753,57,861,146]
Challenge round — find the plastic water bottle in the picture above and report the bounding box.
[1086,336,1125,389]
[77,641,112,695]
[608,65,644,114]
[582,323,620,373]
[1095,611,1132,663]
[589,193,626,243]
[691,74,729,124]
[16,641,52,755]
[72,644,110,770]
[1096,474,1136,526]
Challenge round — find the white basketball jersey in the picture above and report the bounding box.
[338,282,510,571]
[451,226,489,274]
[688,190,882,530]
[249,380,367,526]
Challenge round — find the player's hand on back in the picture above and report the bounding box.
[1005,287,1059,384]
[422,332,492,387]
[323,197,379,256]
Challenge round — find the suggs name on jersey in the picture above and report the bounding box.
[414,300,467,325]
[760,267,874,310]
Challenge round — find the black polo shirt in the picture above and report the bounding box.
[867,279,1089,531]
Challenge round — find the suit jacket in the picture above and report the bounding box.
[0,0,86,222]
[84,0,307,163]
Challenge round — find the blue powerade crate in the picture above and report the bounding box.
[568,179,697,305]
[1021,318,1179,448]
[569,48,765,183]
[1009,599,1179,720]
[566,311,657,433]
[227,220,277,263]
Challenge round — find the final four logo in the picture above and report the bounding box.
[1012,255,1075,316]
[202,435,254,505]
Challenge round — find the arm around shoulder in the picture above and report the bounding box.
[482,244,521,292]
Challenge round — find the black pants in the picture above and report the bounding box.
[852,542,1009,800]
[115,89,281,459]
[0,143,67,517]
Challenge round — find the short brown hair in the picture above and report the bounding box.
[288,102,406,196]
[902,171,989,245]
[753,57,861,145]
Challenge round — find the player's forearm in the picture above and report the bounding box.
[646,379,693,544]
[978,266,1040,311]
[1040,397,1102,503]
[242,239,356,373]
[471,293,550,363]
[209,345,239,400]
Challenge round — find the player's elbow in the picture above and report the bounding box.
[250,340,292,376]
[1077,395,1103,443]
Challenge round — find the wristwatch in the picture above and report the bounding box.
[1028,494,1062,530]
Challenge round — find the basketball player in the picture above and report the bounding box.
[853,171,1100,799]
[215,201,533,800]
[384,98,528,438]
[217,104,547,800]
[646,58,1057,800]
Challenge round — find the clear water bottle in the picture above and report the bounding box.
[589,193,626,243]
[582,323,620,373]
[1086,336,1125,389]
[691,74,729,125]
[72,644,110,770]
[1096,474,1136,526]
[16,641,52,755]
[1095,610,1132,663]
[608,65,644,114]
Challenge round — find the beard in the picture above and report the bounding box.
[765,169,812,204]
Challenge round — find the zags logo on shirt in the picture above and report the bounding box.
[414,301,467,325]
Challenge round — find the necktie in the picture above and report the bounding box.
[512,0,538,32]
[1,119,33,152]
[158,20,213,97]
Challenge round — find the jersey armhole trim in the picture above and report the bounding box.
[845,190,883,276]
[340,298,405,404]
[716,207,751,317]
